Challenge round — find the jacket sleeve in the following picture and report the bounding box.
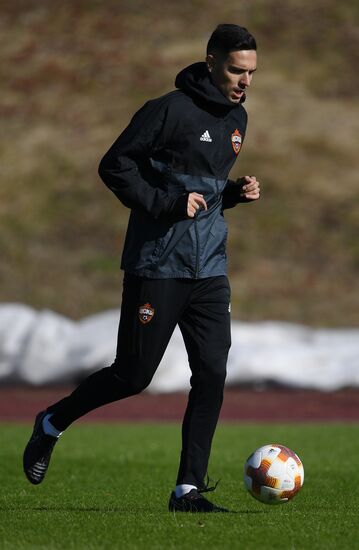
[98,99,188,221]
[222,178,253,209]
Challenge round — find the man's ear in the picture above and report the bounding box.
[206,54,215,73]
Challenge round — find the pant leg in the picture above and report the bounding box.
[176,276,231,489]
[48,275,190,431]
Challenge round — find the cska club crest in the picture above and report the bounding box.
[231,129,242,155]
[138,303,155,324]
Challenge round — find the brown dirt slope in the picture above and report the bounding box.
[1,1,359,325]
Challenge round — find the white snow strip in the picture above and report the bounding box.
[0,304,358,391]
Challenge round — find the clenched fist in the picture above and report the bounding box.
[187,192,208,218]
[238,175,260,201]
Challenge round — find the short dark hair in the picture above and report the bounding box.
[207,24,257,56]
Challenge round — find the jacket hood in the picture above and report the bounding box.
[175,62,244,109]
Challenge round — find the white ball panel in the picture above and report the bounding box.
[258,445,281,460]
[243,474,253,492]
[280,476,295,490]
[298,463,305,484]
[267,458,285,478]
[245,450,262,469]
[286,457,298,473]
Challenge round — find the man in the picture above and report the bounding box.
[23,24,260,513]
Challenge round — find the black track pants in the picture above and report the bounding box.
[48,274,231,489]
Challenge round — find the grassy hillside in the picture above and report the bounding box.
[1,0,359,325]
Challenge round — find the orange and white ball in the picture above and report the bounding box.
[244,444,304,504]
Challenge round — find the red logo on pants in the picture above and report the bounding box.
[138,303,155,324]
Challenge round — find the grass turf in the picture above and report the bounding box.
[0,423,358,549]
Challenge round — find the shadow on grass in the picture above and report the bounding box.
[3,505,270,515]
[31,506,269,515]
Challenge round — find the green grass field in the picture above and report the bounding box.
[1,423,358,549]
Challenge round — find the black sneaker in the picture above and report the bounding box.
[168,489,229,513]
[23,411,59,485]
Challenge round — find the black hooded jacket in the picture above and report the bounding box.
[98,62,248,278]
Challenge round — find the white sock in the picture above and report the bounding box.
[175,484,197,498]
[42,414,62,438]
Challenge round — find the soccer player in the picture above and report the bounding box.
[23,24,260,512]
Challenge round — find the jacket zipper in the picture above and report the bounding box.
[194,217,200,278]
[193,119,225,278]
[218,118,224,175]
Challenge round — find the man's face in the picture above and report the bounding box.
[206,49,257,104]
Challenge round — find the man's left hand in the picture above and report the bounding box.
[238,175,260,201]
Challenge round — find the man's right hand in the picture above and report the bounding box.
[187,192,208,218]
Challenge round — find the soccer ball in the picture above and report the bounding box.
[244,444,304,504]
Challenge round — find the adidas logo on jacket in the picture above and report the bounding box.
[200,130,212,142]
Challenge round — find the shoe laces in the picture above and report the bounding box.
[198,475,221,494]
